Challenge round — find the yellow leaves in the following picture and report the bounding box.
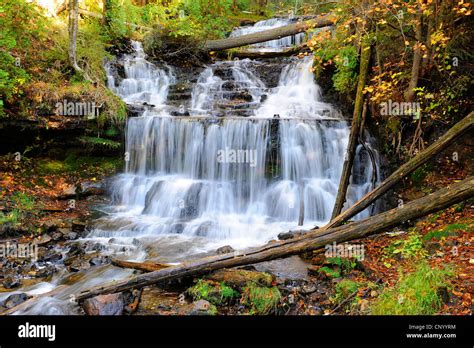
[404,40,410,46]
[378,19,387,25]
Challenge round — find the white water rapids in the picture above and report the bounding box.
[2,19,380,314]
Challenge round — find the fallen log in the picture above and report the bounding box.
[111,258,171,272]
[75,176,473,301]
[326,111,474,229]
[203,15,335,51]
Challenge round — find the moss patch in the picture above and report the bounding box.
[187,279,239,305]
[241,283,281,315]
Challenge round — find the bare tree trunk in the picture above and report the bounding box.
[74,177,474,301]
[68,0,83,74]
[331,37,371,220]
[203,15,334,51]
[406,10,423,102]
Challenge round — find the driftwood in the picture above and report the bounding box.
[111,258,171,272]
[75,176,474,301]
[203,15,334,51]
[326,111,474,229]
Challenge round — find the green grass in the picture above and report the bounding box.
[242,283,281,315]
[371,262,452,315]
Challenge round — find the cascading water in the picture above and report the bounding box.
[229,18,306,51]
[4,19,380,314]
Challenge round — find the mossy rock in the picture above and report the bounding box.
[205,269,275,290]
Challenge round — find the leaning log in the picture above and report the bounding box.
[331,37,372,220]
[203,15,335,51]
[326,111,474,229]
[75,177,474,301]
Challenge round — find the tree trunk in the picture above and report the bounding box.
[406,10,423,102]
[68,0,82,74]
[331,37,371,220]
[203,15,334,51]
[326,111,474,229]
[75,177,474,301]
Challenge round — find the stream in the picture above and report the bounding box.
[1,18,380,314]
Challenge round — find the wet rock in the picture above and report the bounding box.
[79,181,105,197]
[216,245,234,255]
[82,293,124,315]
[51,232,63,241]
[1,293,29,309]
[66,232,78,240]
[38,248,62,263]
[36,234,52,246]
[41,219,62,232]
[58,227,70,234]
[278,230,305,240]
[92,243,106,251]
[71,220,87,233]
[68,260,91,272]
[185,299,217,315]
[89,256,109,266]
[3,275,21,289]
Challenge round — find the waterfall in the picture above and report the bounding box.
[97,37,379,255]
[229,18,306,51]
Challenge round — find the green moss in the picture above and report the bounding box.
[242,283,281,315]
[331,279,360,304]
[423,221,472,241]
[371,262,452,315]
[78,136,122,150]
[318,266,341,279]
[187,279,238,305]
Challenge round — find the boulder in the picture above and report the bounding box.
[1,293,29,309]
[82,293,124,315]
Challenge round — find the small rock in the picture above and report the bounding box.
[52,232,63,241]
[189,299,216,315]
[66,232,78,240]
[3,275,21,289]
[1,293,29,309]
[89,257,104,266]
[37,234,52,246]
[58,228,71,235]
[82,293,124,315]
[278,231,305,240]
[72,220,87,233]
[41,219,61,232]
[216,245,234,254]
